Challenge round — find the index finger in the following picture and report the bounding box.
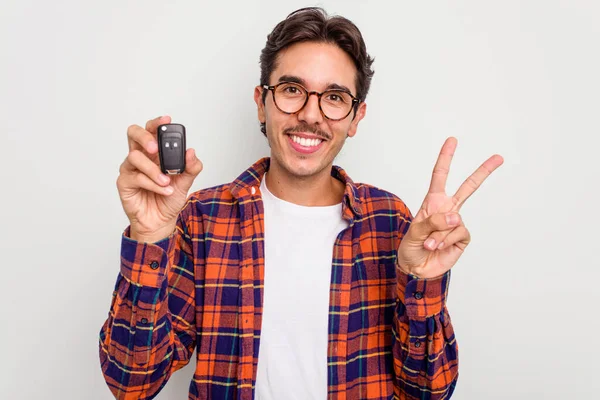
[145,115,171,134]
[428,137,458,194]
[127,124,159,153]
[126,116,171,153]
[453,154,504,209]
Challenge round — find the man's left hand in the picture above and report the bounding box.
[397,137,504,279]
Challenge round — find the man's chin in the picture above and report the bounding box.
[277,156,328,179]
[270,141,335,176]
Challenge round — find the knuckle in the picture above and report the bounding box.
[430,231,444,241]
[456,227,469,241]
[422,218,440,235]
[422,217,434,230]
[133,171,147,186]
[466,176,479,189]
[127,124,139,134]
[128,149,142,161]
[116,174,131,191]
[451,195,461,206]
[432,166,449,175]
[432,213,446,228]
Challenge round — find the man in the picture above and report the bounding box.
[99,7,503,400]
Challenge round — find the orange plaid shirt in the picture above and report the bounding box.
[99,157,458,399]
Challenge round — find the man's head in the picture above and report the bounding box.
[254,7,374,179]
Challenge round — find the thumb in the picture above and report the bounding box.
[173,148,203,191]
[409,212,461,239]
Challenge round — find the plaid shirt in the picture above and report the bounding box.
[99,157,458,399]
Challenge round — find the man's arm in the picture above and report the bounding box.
[393,269,458,399]
[392,207,459,399]
[99,201,202,399]
[392,137,502,398]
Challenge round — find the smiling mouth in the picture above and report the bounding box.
[288,134,324,147]
[285,133,326,154]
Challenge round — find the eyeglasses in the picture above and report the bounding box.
[263,81,360,121]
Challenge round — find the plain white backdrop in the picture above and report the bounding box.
[1,0,599,399]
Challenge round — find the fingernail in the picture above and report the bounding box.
[164,186,174,194]
[148,141,158,153]
[159,174,169,184]
[437,242,445,250]
[425,238,436,249]
[446,213,459,226]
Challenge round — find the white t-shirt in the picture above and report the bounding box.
[255,174,349,400]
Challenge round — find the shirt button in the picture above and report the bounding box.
[414,291,423,300]
[414,340,421,348]
[150,261,159,270]
[141,318,148,324]
[251,186,256,195]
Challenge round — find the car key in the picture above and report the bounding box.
[157,123,186,174]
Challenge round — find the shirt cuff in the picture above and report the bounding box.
[120,226,175,288]
[397,268,451,318]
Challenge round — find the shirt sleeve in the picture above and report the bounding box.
[99,202,201,399]
[392,208,459,399]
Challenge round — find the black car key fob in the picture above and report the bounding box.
[157,123,186,174]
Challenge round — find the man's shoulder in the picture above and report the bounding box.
[185,158,268,208]
[354,182,412,219]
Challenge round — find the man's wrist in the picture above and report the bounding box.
[396,258,448,280]
[129,224,176,244]
[396,259,413,276]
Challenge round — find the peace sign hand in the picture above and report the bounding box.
[397,137,504,279]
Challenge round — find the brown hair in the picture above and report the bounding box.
[259,7,375,135]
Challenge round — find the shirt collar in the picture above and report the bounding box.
[230,157,363,219]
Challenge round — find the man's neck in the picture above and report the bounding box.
[264,159,345,207]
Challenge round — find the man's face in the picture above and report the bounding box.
[254,41,367,179]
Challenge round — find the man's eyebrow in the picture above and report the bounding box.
[325,83,353,94]
[278,75,305,85]
[277,75,354,94]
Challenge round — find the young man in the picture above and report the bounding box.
[100,7,503,400]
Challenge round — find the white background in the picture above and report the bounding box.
[1,0,598,399]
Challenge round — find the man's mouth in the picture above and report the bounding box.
[289,134,324,147]
[286,133,326,154]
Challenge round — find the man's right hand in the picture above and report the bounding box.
[116,116,203,243]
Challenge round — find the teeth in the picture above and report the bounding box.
[291,135,322,147]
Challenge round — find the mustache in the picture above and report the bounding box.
[283,124,331,140]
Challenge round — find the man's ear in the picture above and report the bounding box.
[254,86,266,124]
[347,102,367,138]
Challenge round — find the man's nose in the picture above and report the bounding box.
[297,92,324,125]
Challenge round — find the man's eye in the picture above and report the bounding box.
[327,93,344,102]
[284,86,299,94]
